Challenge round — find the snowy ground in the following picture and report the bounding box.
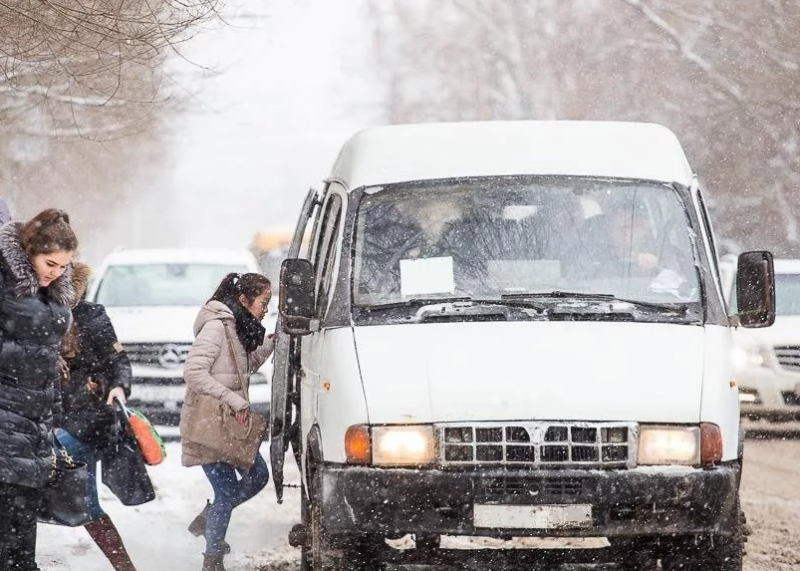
[37,442,303,571]
[36,438,800,571]
[739,438,800,571]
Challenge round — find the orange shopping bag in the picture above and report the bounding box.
[115,400,167,466]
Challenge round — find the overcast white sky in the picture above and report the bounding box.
[163,0,380,249]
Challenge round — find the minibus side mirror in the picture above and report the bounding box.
[279,258,318,335]
[735,250,775,328]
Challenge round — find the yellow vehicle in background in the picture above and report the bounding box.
[251,228,294,284]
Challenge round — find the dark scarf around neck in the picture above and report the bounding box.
[224,297,265,353]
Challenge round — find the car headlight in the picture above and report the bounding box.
[638,425,700,466]
[345,425,436,467]
[731,345,769,371]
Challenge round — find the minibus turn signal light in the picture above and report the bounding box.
[345,425,371,464]
[700,423,723,465]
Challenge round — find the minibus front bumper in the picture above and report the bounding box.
[317,462,740,538]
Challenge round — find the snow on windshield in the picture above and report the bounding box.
[353,177,700,306]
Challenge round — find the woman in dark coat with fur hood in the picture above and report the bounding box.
[56,261,139,571]
[0,209,78,571]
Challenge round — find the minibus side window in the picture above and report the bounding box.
[313,194,343,317]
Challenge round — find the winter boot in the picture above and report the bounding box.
[188,500,211,537]
[84,515,138,571]
[188,500,230,554]
[202,552,226,571]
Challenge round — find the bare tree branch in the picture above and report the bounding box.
[365,0,800,253]
[622,0,798,241]
[0,0,221,139]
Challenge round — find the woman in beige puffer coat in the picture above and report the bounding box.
[180,272,274,571]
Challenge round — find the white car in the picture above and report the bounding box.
[87,248,275,425]
[726,257,800,421]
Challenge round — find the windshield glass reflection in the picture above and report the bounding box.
[353,177,700,308]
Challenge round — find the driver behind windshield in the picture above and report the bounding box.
[585,199,696,299]
[607,207,660,274]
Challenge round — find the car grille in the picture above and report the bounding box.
[125,343,192,369]
[782,391,800,406]
[774,345,800,372]
[132,377,185,386]
[738,387,762,405]
[436,422,637,468]
[480,476,583,501]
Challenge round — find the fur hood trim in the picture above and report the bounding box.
[70,261,91,307]
[0,222,75,306]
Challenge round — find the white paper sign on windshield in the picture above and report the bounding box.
[400,256,455,297]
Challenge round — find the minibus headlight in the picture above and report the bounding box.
[372,425,436,466]
[638,425,700,466]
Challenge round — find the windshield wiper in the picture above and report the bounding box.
[359,293,690,317]
[606,297,690,315]
[357,296,474,311]
[502,291,615,301]
[357,297,528,323]
[500,292,690,315]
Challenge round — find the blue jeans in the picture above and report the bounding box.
[54,428,106,521]
[201,453,269,555]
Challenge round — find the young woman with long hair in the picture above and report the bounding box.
[57,261,139,571]
[181,272,274,571]
[0,209,78,571]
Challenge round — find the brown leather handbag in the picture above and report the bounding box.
[181,326,267,470]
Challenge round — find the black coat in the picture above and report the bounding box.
[60,300,132,450]
[0,222,74,489]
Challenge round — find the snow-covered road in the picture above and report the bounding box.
[37,442,302,571]
[739,438,800,571]
[36,439,800,571]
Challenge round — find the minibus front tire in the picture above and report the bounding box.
[660,498,744,571]
[302,469,381,571]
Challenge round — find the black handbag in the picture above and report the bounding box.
[37,443,92,527]
[100,404,156,506]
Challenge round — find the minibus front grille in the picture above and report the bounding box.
[437,422,638,469]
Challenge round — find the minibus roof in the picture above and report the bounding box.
[329,121,694,190]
